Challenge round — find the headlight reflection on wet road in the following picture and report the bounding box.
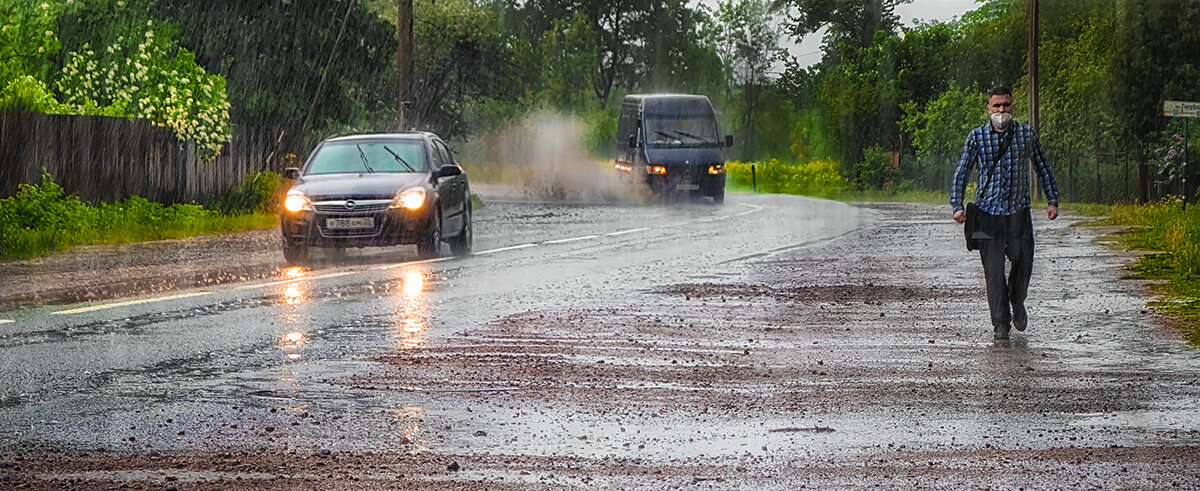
[395,405,428,451]
[278,267,310,306]
[280,330,306,360]
[394,266,431,350]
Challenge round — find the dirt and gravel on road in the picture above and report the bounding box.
[2,198,1199,489]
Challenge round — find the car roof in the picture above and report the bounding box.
[322,132,436,143]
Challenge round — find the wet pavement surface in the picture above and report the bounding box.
[1,188,1199,489]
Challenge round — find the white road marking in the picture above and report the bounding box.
[544,235,598,245]
[474,243,537,255]
[51,292,214,315]
[0,319,13,324]
[606,227,650,236]
[376,256,455,270]
[235,271,358,290]
[734,203,765,216]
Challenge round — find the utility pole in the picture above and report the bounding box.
[397,0,413,130]
[1028,0,1041,201]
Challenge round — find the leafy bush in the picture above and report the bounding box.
[204,171,285,215]
[0,171,275,260]
[0,75,62,112]
[0,172,87,254]
[853,145,900,190]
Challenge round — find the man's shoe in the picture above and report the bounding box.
[994,325,1011,341]
[1013,303,1027,332]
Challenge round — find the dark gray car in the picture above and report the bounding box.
[279,132,471,264]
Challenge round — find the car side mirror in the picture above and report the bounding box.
[725,135,735,148]
[284,167,300,180]
[628,136,638,149]
[436,165,463,178]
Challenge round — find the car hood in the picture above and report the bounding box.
[644,146,724,166]
[293,173,429,200]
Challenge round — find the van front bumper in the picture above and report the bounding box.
[644,166,725,195]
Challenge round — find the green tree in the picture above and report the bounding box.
[409,0,514,136]
[708,0,786,158]
[151,0,398,143]
[0,1,72,111]
[499,0,720,106]
[538,12,597,110]
[899,84,982,189]
[1115,0,1200,163]
[774,0,910,49]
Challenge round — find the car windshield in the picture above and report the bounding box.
[305,140,427,175]
[644,115,721,147]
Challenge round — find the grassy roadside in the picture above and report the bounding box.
[1,172,281,261]
[1067,199,1200,345]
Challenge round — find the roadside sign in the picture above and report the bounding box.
[1163,101,1197,209]
[1164,100,1200,118]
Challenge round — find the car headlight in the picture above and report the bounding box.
[647,165,667,175]
[283,190,312,212]
[708,164,724,175]
[391,187,427,210]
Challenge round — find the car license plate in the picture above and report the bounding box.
[326,217,373,229]
[676,183,699,191]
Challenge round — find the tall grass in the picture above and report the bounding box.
[1100,198,1200,277]
[1,172,280,260]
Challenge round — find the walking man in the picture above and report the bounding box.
[951,86,1060,341]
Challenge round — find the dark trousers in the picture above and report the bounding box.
[978,209,1034,329]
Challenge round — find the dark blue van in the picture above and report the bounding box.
[615,94,733,203]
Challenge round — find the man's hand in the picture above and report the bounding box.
[1047,204,1059,221]
[953,210,966,224]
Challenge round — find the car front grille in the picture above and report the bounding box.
[313,200,391,213]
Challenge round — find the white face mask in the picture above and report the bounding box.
[990,112,1013,129]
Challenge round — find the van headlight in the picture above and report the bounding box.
[707,164,724,175]
[647,165,668,175]
[391,187,426,210]
[283,190,312,212]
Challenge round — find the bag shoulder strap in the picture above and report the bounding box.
[992,128,1015,167]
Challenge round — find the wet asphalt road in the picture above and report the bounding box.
[1,188,1199,488]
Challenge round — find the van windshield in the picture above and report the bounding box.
[644,115,721,147]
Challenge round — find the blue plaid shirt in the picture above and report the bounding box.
[950,121,1059,216]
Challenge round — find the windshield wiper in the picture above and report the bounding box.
[654,130,679,141]
[382,145,416,172]
[356,144,375,173]
[654,130,705,144]
[671,130,707,142]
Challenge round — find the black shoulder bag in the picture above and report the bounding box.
[964,129,1015,251]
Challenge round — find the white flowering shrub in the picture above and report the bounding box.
[56,19,231,159]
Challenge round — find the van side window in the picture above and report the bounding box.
[619,108,637,144]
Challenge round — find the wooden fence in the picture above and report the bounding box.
[0,112,286,204]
